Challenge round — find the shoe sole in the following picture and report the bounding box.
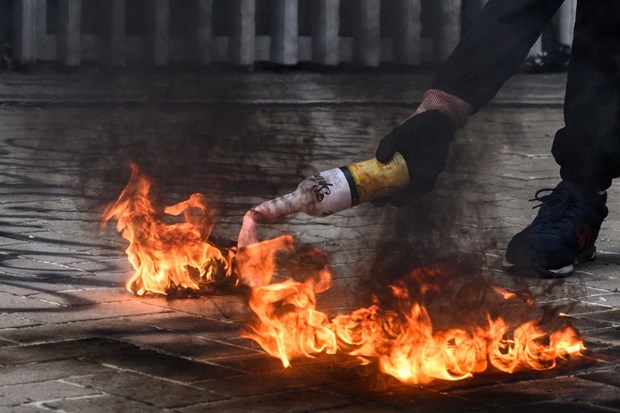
[502,245,597,279]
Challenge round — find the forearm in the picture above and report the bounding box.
[433,0,565,110]
[414,89,474,128]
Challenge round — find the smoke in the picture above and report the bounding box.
[361,113,497,299]
[358,106,588,314]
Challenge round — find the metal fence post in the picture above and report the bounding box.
[312,0,339,66]
[57,0,82,66]
[148,0,170,66]
[103,0,126,66]
[230,0,256,66]
[13,0,40,65]
[354,0,380,67]
[271,0,298,65]
[193,0,214,65]
[394,0,422,65]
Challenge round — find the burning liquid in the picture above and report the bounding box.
[105,164,585,384]
[102,163,235,295]
[242,247,584,384]
[237,153,410,248]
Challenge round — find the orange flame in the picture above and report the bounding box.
[105,165,585,384]
[102,163,235,295]
[241,240,585,384]
[240,238,335,367]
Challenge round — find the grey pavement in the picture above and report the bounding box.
[0,68,618,412]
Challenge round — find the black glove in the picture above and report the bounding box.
[374,110,457,206]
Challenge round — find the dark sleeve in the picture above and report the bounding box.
[433,0,566,110]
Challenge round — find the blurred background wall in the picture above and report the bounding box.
[2,0,576,70]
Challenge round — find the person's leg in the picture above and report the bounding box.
[505,0,619,277]
[552,0,620,190]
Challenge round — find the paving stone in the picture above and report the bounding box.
[583,326,620,344]
[573,277,620,292]
[564,303,620,317]
[588,346,620,365]
[577,262,620,283]
[0,359,113,386]
[580,310,620,325]
[568,317,616,333]
[324,380,488,412]
[451,376,620,409]
[28,287,137,306]
[576,369,620,409]
[84,346,239,382]
[65,257,132,274]
[226,336,261,351]
[0,405,45,413]
[413,372,500,394]
[476,400,620,413]
[41,394,162,413]
[65,371,227,408]
[0,337,17,347]
[176,388,356,413]
[0,317,162,344]
[0,338,136,365]
[0,261,82,278]
[2,242,96,265]
[581,293,620,309]
[0,256,79,275]
[0,292,62,313]
[196,362,382,399]
[144,296,251,323]
[597,395,620,409]
[124,312,242,339]
[306,403,403,413]
[0,314,40,329]
[209,352,292,374]
[582,346,616,364]
[114,329,256,361]
[0,380,101,408]
[459,355,600,386]
[0,274,87,296]
[14,301,168,324]
[52,274,126,289]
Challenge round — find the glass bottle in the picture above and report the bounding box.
[259,152,409,218]
[238,153,409,247]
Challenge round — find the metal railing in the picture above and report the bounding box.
[11,0,577,68]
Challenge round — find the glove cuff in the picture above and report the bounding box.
[414,89,474,129]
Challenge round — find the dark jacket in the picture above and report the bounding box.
[433,0,566,110]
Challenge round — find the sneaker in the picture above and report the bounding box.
[504,181,608,278]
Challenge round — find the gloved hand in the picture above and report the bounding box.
[374,110,457,206]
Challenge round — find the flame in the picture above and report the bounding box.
[102,163,235,295]
[235,235,295,288]
[240,239,335,367]
[105,165,585,384]
[241,240,585,384]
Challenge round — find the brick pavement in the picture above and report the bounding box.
[0,69,618,412]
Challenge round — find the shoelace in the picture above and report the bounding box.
[530,188,570,222]
[529,188,594,231]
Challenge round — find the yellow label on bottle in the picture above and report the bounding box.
[347,152,410,204]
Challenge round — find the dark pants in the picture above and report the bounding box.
[434,0,620,191]
[552,0,620,191]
